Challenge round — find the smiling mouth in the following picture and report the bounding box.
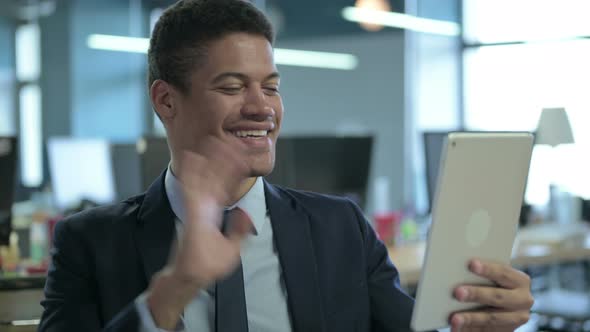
[232,130,270,138]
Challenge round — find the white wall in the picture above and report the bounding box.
[0,69,15,136]
[409,32,462,213]
[276,32,407,214]
[70,0,147,142]
[0,19,15,136]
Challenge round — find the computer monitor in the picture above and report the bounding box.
[0,136,17,245]
[423,132,448,212]
[137,136,170,191]
[583,199,590,223]
[265,135,373,210]
[47,138,116,210]
[110,143,142,201]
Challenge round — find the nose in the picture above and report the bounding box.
[241,85,274,120]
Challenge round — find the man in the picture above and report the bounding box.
[39,0,534,331]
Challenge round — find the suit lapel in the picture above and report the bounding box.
[135,170,177,283]
[264,181,326,332]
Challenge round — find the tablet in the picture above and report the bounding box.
[411,132,534,332]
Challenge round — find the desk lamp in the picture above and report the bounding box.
[536,107,574,147]
[535,107,575,223]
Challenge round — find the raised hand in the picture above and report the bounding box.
[170,137,253,287]
[147,137,254,329]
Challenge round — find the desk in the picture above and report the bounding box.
[0,275,46,291]
[0,275,45,329]
[389,223,590,287]
[388,243,425,288]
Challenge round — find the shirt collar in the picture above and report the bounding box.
[164,165,267,235]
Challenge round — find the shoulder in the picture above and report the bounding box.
[272,184,359,213]
[54,194,145,242]
[268,184,369,234]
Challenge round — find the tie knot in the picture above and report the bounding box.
[222,207,256,235]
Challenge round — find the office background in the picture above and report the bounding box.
[0,0,464,215]
[1,0,590,331]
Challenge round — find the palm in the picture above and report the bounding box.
[168,138,252,288]
[175,197,249,287]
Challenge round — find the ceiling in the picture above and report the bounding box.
[267,0,405,40]
[0,0,407,39]
[145,0,406,40]
[0,0,58,21]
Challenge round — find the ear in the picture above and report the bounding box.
[150,80,177,121]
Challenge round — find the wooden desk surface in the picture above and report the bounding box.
[388,223,590,287]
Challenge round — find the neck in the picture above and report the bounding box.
[170,159,257,206]
[229,176,257,206]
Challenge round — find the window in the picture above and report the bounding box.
[463,3,590,202]
[463,0,590,44]
[15,22,43,187]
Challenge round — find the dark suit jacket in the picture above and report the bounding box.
[39,171,420,331]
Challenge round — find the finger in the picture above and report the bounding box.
[451,327,488,332]
[454,285,534,310]
[175,149,209,186]
[451,326,517,332]
[183,194,223,230]
[176,139,250,203]
[469,259,530,289]
[450,310,530,329]
[197,137,250,178]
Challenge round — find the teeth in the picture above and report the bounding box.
[234,130,268,138]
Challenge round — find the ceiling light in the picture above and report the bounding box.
[354,0,392,31]
[342,6,460,36]
[87,34,358,70]
[273,48,357,70]
[87,34,149,53]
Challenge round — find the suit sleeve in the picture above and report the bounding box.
[38,219,140,332]
[347,201,437,332]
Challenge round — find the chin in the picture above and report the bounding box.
[248,156,275,177]
[249,164,274,177]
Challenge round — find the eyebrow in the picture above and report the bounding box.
[210,71,281,85]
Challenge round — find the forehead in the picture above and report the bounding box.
[197,32,277,79]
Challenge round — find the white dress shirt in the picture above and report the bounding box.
[135,168,293,332]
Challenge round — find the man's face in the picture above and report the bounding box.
[171,33,283,177]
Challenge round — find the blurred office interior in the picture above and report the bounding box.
[1,0,590,331]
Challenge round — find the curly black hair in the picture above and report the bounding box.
[148,0,274,94]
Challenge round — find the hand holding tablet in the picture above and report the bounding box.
[449,258,534,331]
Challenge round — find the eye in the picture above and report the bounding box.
[263,86,280,96]
[218,86,243,94]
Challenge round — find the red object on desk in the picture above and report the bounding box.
[374,211,402,246]
[47,216,62,248]
[26,262,48,275]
